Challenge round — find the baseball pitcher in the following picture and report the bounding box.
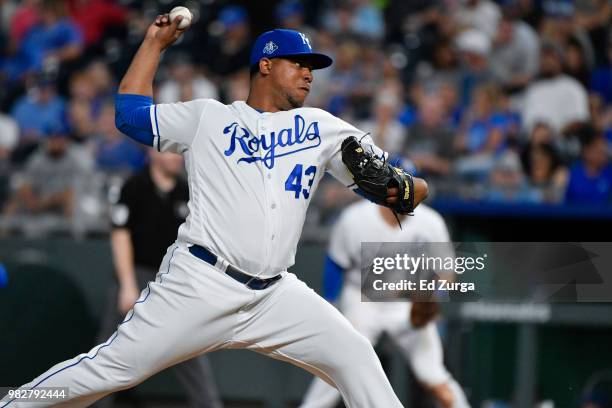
[2,13,428,408]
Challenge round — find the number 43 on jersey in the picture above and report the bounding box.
[285,164,317,199]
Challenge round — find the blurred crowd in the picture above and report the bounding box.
[0,0,611,236]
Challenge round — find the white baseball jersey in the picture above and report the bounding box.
[150,99,373,278]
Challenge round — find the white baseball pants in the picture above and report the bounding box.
[2,243,403,408]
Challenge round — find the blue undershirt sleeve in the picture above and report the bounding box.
[115,94,155,146]
[322,254,345,303]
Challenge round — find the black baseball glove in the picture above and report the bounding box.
[341,136,415,215]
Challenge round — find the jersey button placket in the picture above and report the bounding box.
[262,116,280,258]
[258,116,274,270]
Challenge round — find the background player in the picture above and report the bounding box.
[98,149,222,408]
[1,12,428,408]
[300,200,470,408]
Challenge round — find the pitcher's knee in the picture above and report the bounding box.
[327,330,377,372]
[98,361,149,391]
[346,332,377,361]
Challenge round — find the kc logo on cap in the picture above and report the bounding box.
[263,41,278,55]
[298,33,311,50]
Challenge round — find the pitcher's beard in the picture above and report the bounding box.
[286,94,304,109]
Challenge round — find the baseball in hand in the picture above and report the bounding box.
[169,6,192,29]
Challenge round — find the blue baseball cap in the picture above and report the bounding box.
[250,29,333,70]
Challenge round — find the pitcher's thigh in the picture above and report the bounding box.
[237,275,403,407]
